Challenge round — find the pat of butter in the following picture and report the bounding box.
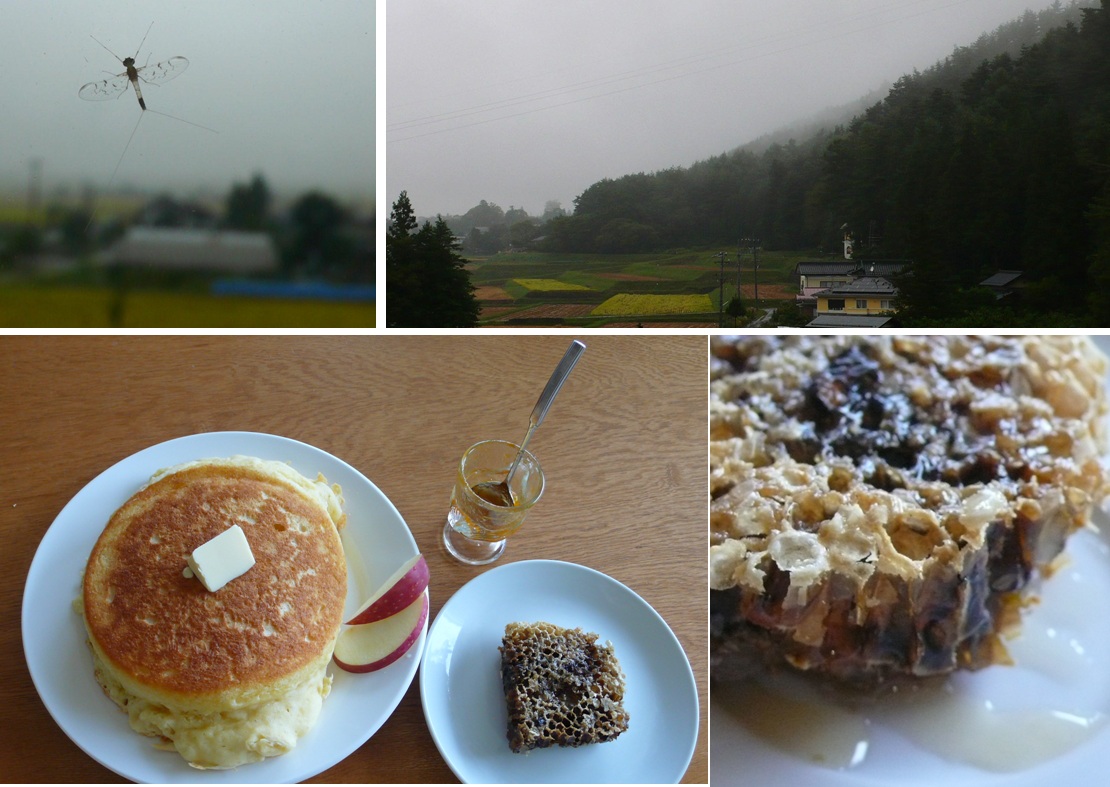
[186,525,256,592]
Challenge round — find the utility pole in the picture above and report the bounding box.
[740,237,761,307]
[734,241,747,327]
[753,242,761,306]
[735,241,743,294]
[735,241,745,301]
[714,251,728,328]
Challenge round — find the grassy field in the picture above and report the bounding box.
[468,248,810,327]
[0,285,375,327]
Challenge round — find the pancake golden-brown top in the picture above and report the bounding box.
[83,457,347,707]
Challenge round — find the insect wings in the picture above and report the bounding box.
[78,56,189,110]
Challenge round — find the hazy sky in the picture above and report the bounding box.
[0,0,374,205]
[388,0,1072,218]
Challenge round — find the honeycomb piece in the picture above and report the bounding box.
[499,621,629,752]
[710,336,1110,688]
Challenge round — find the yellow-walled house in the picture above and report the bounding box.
[814,276,897,317]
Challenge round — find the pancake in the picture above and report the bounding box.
[81,456,347,769]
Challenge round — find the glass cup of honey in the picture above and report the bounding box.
[443,440,545,565]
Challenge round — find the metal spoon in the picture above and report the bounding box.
[472,339,586,506]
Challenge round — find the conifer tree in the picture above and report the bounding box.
[386,192,480,327]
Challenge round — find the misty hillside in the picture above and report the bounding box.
[529,0,1110,325]
[736,1,1089,157]
[436,1,1093,246]
[549,0,1097,256]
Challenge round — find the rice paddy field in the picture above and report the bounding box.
[468,249,804,327]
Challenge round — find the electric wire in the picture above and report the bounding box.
[388,0,980,143]
[388,0,936,115]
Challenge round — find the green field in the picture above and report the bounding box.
[0,285,375,327]
[469,248,806,326]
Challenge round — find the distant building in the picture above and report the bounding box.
[852,260,910,280]
[979,269,1025,300]
[813,276,898,318]
[795,286,829,316]
[104,227,278,274]
[794,262,857,291]
[794,260,909,318]
[793,260,909,290]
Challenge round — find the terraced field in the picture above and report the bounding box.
[592,293,714,317]
[468,249,804,327]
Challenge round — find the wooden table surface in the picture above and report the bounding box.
[0,335,707,783]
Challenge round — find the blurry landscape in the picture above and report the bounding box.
[2,174,374,327]
[0,1,374,327]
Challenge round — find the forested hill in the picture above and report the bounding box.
[734,1,1088,158]
[543,0,1110,323]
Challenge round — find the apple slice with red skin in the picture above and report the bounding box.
[346,554,430,625]
[333,592,429,673]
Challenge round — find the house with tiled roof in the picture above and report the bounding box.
[852,260,909,279]
[794,260,909,316]
[794,262,856,290]
[793,260,910,288]
[809,276,898,325]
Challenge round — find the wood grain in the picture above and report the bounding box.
[0,335,707,784]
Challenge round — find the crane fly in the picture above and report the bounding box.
[79,22,189,111]
[79,54,189,110]
[78,22,215,233]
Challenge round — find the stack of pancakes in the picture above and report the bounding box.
[81,456,347,769]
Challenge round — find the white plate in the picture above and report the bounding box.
[21,431,426,783]
[420,559,699,783]
[712,337,1110,786]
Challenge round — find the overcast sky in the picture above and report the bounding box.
[0,0,373,207]
[388,0,1075,218]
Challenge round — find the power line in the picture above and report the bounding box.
[388,0,982,143]
[389,0,943,117]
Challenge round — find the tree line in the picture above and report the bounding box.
[4,173,372,284]
[421,199,566,255]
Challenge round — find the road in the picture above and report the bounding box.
[749,308,776,327]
